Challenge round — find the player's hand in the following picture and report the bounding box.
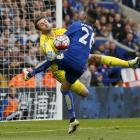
[22,68,32,81]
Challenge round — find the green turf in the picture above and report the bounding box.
[1,118,140,140]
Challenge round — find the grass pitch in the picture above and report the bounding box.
[1,118,140,140]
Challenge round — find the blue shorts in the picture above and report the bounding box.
[54,57,83,84]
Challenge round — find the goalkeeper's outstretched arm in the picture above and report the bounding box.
[23,60,52,81]
[31,60,52,76]
[23,49,57,81]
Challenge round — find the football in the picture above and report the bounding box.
[54,34,70,50]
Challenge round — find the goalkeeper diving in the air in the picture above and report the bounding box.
[23,8,140,134]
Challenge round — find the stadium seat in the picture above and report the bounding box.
[97,1,120,12]
[9,74,35,88]
[43,71,56,88]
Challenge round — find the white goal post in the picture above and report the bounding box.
[56,0,63,28]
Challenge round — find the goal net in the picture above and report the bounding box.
[0,0,62,121]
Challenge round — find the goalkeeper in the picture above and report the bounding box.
[23,17,139,134]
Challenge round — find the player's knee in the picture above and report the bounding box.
[89,54,102,63]
[81,88,89,97]
[93,54,102,62]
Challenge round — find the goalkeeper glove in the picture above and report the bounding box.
[22,68,32,81]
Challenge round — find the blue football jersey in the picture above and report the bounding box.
[64,21,95,72]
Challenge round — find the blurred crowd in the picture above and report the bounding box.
[0,0,140,88]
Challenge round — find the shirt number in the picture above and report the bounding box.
[79,26,94,49]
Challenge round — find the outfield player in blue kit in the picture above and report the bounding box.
[53,9,95,133]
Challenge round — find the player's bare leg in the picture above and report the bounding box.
[80,87,89,97]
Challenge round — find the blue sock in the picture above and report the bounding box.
[61,90,75,120]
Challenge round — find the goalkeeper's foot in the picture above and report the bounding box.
[128,57,140,69]
[68,119,79,134]
[22,68,32,81]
